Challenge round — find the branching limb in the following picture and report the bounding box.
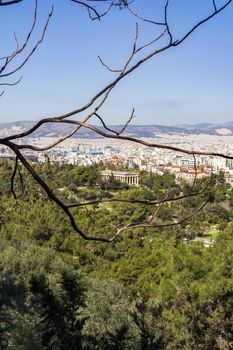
[8,142,108,241]
[147,199,166,224]
[126,3,166,26]
[117,108,135,135]
[87,1,114,21]
[114,198,210,239]
[2,0,231,135]
[165,0,172,44]
[13,120,233,161]
[0,4,54,79]
[10,155,25,199]
[94,109,135,136]
[4,139,213,242]
[70,0,104,21]
[98,56,122,73]
[1,0,232,242]
[134,28,167,54]
[85,206,96,226]
[10,155,19,199]
[173,0,232,46]
[67,174,213,208]
[190,154,197,193]
[213,0,217,12]
[94,112,120,135]
[0,0,38,75]
[0,76,22,86]
[0,0,53,94]
[70,0,131,21]
[0,0,23,5]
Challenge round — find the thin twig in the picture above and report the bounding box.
[117,108,135,135]
[10,155,19,199]
[0,4,53,78]
[0,76,22,86]
[98,56,122,73]
[126,3,166,26]
[165,0,173,44]
[94,112,119,135]
[0,0,23,6]
[213,0,217,12]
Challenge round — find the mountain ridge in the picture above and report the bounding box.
[1,120,233,138]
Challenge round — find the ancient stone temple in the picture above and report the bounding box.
[101,170,139,186]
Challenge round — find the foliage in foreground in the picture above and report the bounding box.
[0,160,233,349]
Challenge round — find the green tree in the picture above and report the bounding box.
[81,278,141,350]
[0,243,85,350]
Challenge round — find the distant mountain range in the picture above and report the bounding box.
[1,120,233,138]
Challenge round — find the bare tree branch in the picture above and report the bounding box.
[94,112,119,135]
[4,139,213,243]
[10,120,233,161]
[0,4,54,79]
[10,155,25,199]
[173,0,232,46]
[213,0,217,12]
[117,108,135,135]
[67,177,213,208]
[0,0,232,241]
[0,76,22,86]
[10,155,19,199]
[98,55,122,73]
[70,0,104,21]
[0,0,38,75]
[114,198,210,239]
[4,0,230,132]
[126,3,165,26]
[165,0,172,44]
[0,0,23,5]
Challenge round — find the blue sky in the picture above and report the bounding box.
[0,0,232,125]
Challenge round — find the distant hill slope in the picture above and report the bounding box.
[1,120,233,138]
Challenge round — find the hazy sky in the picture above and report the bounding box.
[0,0,232,125]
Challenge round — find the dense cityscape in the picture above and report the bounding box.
[1,128,233,185]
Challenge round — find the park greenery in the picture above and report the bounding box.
[1,158,233,349]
